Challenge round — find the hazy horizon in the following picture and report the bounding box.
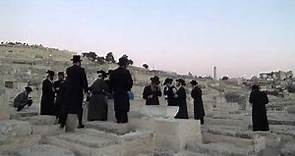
[1,0,294,78]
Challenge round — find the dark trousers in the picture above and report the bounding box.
[16,100,33,111]
[195,116,204,125]
[115,111,128,123]
[200,117,204,125]
[59,108,83,127]
[77,108,83,125]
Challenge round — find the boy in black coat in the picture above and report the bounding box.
[190,80,205,124]
[174,79,189,119]
[40,70,55,115]
[143,76,162,105]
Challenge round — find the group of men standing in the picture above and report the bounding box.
[39,55,87,128]
[39,55,133,128]
[13,54,269,132]
[143,76,206,124]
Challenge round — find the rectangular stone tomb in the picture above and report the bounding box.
[129,117,202,152]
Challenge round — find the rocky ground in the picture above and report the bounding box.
[1,104,295,156]
[1,45,295,156]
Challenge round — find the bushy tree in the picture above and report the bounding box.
[287,84,295,93]
[221,76,229,80]
[121,54,133,65]
[142,64,149,69]
[97,56,105,64]
[105,52,116,63]
[82,51,97,61]
[128,59,134,65]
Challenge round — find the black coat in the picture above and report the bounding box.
[109,67,133,112]
[143,85,162,105]
[53,80,64,116]
[40,79,55,115]
[14,91,30,108]
[163,86,177,106]
[64,65,88,114]
[88,79,109,121]
[249,90,269,131]
[56,80,69,124]
[191,86,205,119]
[53,80,64,94]
[174,87,188,119]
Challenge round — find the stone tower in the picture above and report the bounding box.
[213,66,217,79]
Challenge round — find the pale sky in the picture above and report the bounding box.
[0,0,294,78]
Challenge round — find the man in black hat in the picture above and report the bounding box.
[53,72,65,121]
[87,70,109,121]
[143,76,162,105]
[64,55,88,128]
[109,56,133,123]
[249,85,269,131]
[174,79,189,119]
[13,87,33,111]
[163,78,177,106]
[190,80,205,124]
[40,70,56,115]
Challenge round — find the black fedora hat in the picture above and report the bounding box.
[71,55,82,62]
[25,86,33,92]
[190,80,198,85]
[46,70,55,76]
[163,78,173,85]
[176,79,186,86]
[150,76,160,85]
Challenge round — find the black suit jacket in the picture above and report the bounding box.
[164,86,177,106]
[191,86,205,118]
[64,65,88,113]
[143,85,162,105]
[109,67,133,112]
[40,79,55,115]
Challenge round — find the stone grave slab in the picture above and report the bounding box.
[57,133,117,148]
[0,120,32,144]
[129,117,202,152]
[281,144,295,156]
[85,121,132,135]
[15,144,75,156]
[18,115,56,125]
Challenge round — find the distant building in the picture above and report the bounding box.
[213,66,217,80]
[259,71,293,81]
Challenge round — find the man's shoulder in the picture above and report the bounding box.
[111,68,121,74]
[66,65,74,70]
[67,66,85,72]
[195,87,202,91]
[43,79,50,83]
